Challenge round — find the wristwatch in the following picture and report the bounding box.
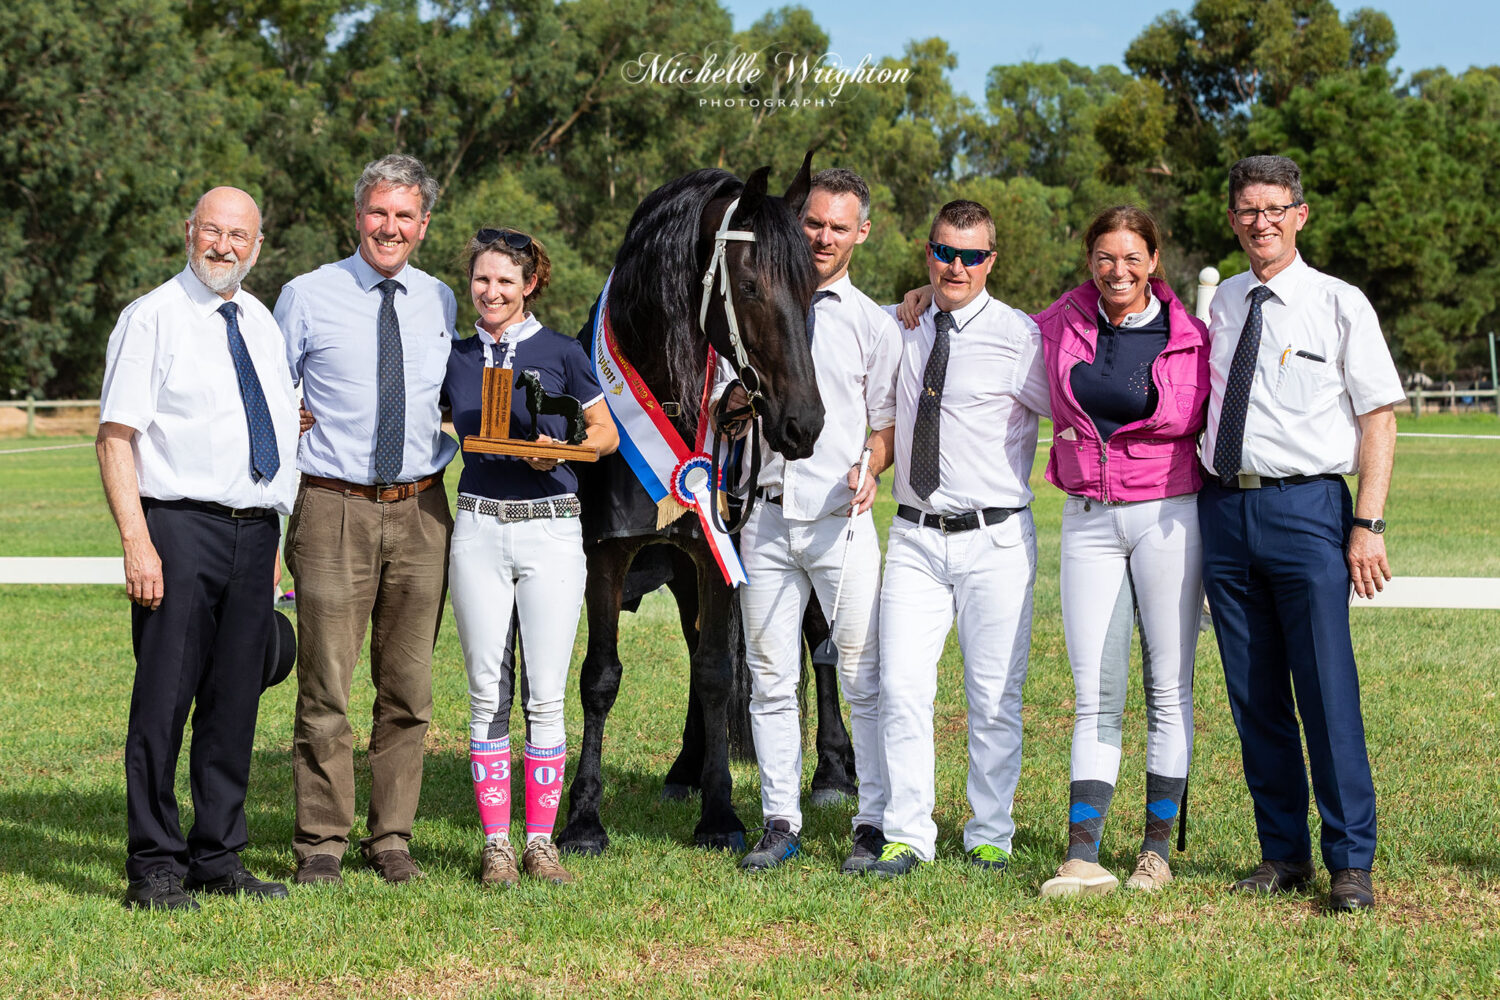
[1352,516,1386,534]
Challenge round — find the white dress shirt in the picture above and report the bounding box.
[1201,254,1404,478]
[887,290,1051,512]
[757,274,900,520]
[275,253,458,484]
[100,267,300,513]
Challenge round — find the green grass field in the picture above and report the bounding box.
[1,415,1497,999]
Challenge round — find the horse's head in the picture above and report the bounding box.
[699,154,824,460]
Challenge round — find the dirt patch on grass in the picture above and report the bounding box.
[0,406,98,438]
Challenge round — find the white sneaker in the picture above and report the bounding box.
[1124,850,1172,891]
[1040,858,1119,897]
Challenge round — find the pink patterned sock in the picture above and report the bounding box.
[524,742,566,840]
[470,738,511,839]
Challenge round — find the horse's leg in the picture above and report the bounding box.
[802,593,858,806]
[688,544,747,851]
[556,541,630,856]
[662,547,704,800]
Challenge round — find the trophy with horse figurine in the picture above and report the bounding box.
[462,366,600,462]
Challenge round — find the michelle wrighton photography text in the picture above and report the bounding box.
[620,44,913,110]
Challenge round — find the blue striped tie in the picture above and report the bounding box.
[218,302,279,483]
[373,278,406,484]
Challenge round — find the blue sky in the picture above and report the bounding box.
[721,1,1497,105]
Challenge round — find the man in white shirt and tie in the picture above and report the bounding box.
[275,155,457,886]
[98,186,299,910]
[1200,155,1402,912]
[868,200,1051,878]
[728,168,901,875]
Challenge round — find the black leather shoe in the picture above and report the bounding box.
[295,854,343,885]
[186,866,289,899]
[123,869,200,911]
[1327,868,1375,911]
[1231,858,1316,894]
[840,824,886,875]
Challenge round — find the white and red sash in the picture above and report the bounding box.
[592,271,747,587]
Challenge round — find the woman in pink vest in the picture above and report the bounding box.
[1034,206,1209,897]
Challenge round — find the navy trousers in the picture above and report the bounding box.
[1198,476,1376,872]
[124,501,278,882]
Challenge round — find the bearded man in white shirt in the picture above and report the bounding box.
[727,168,901,875]
[98,187,299,910]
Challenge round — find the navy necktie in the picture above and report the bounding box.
[218,302,279,484]
[807,289,835,344]
[373,278,406,484]
[1214,285,1275,481]
[908,310,953,501]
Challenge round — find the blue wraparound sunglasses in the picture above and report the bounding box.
[928,241,994,267]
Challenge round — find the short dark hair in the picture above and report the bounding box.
[462,228,552,306]
[355,154,440,216]
[1082,205,1161,267]
[1228,155,1304,208]
[929,199,995,251]
[810,168,871,224]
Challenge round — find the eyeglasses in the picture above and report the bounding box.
[928,241,993,268]
[1231,202,1302,226]
[195,224,257,249]
[476,228,534,252]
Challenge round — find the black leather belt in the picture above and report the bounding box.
[896,504,1021,533]
[754,487,783,505]
[1204,466,1342,490]
[143,497,276,520]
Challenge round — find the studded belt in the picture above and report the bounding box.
[457,494,581,521]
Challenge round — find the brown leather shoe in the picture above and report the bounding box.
[369,850,424,884]
[294,854,342,886]
[480,841,520,887]
[1327,868,1375,911]
[521,839,574,885]
[1231,858,1315,894]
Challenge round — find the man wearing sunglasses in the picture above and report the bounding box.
[1200,155,1402,911]
[868,200,1050,878]
[274,154,458,886]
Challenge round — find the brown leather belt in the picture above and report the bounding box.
[305,473,440,503]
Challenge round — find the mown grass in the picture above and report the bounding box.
[0,417,1497,998]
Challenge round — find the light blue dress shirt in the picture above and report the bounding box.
[275,253,458,483]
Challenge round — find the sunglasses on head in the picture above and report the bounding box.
[476,228,534,252]
[928,241,993,267]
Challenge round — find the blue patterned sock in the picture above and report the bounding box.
[1142,772,1187,859]
[1065,779,1115,864]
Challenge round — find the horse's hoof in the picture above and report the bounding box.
[556,823,609,857]
[695,829,747,852]
[661,783,698,802]
[808,787,856,808]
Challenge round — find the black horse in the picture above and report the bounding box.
[558,158,825,855]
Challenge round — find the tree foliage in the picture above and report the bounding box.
[3,0,1497,396]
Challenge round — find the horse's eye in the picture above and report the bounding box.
[737,279,758,298]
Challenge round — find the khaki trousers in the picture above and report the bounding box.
[286,478,453,861]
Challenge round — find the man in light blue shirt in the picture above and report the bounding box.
[274,154,456,886]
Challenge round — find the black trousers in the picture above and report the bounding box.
[124,501,278,882]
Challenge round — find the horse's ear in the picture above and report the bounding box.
[732,167,771,226]
[781,150,815,217]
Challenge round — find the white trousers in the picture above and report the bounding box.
[739,502,884,833]
[1059,494,1200,784]
[878,508,1036,860]
[448,501,586,747]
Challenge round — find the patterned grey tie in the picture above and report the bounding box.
[1214,285,1275,481]
[373,278,405,484]
[908,310,953,501]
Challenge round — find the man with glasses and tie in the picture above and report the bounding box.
[1200,155,1402,912]
[275,155,457,886]
[98,187,299,910]
[867,200,1050,878]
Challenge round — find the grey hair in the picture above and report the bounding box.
[1228,155,1304,208]
[810,167,871,224]
[354,154,440,216]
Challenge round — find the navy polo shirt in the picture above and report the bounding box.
[443,319,605,500]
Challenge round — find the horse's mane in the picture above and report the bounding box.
[607,166,815,433]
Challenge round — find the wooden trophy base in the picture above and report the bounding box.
[462,366,599,462]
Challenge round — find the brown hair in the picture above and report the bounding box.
[811,167,871,224]
[462,228,552,305]
[1082,205,1161,271]
[1228,155,1303,208]
[929,199,996,251]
